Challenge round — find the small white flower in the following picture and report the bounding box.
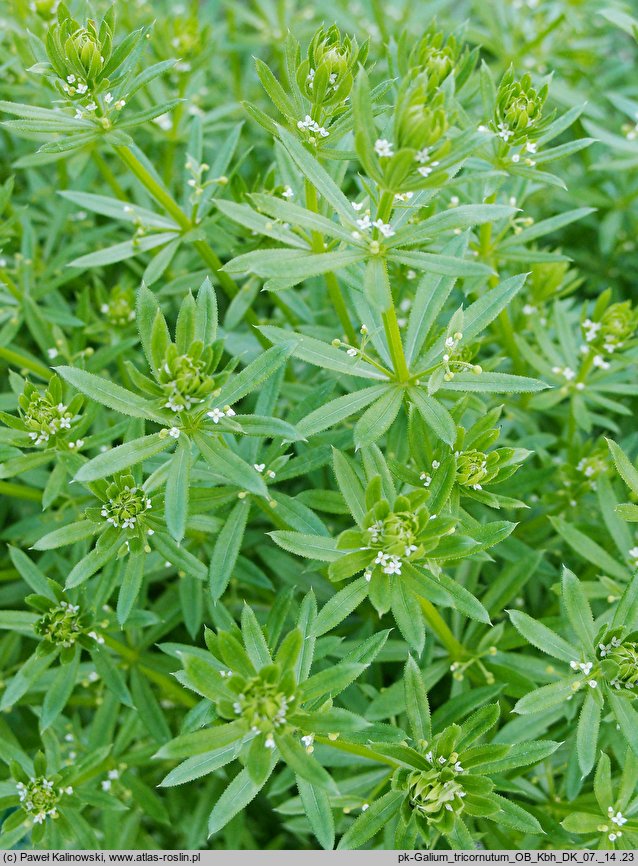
[346,347,358,357]
[372,218,394,238]
[104,92,113,104]
[374,138,394,158]
[593,354,610,370]
[254,463,266,473]
[282,185,294,198]
[168,427,180,439]
[208,408,225,423]
[525,141,537,153]
[77,82,88,95]
[47,347,59,359]
[497,122,513,141]
[101,780,111,791]
[265,735,276,749]
[108,769,120,780]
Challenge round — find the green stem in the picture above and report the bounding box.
[93,150,126,199]
[376,192,410,382]
[418,597,465,659]
[113,144,191,229]
[304,180,357,344]
[382,302,410,382]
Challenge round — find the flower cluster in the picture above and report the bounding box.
[158,343,217,413]
[88,475,153,542]
[337,487,453,588]
[492,68,549,148]
[16,377,82,448]
[296,25,365,110]
[15,776,72,825]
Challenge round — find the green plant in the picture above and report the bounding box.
[0,0,636,853]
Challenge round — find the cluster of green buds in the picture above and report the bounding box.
[336,481,455,589]
[27,578,103,661]
[87,474,154,550]
[408,27,474,91]
[455,449,499,490]
[13,376,83,449]
[15,775,70,825]
[157,342,219,414]
[98,285,136,329]
[394,740,469,833]
[555,443,609,506]
[41,5,130,121]
[418,410,527,501]
[582,300,638,356]
[219,665,297,747]
[8,754,76,839]
[598,630,638,692]
[492,68,549,149]
[361,70,450,193]
[297,26,365,112]
[522,260,583,313]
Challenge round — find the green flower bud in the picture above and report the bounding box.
[397,746,469,833]
[411,29,459,90]
[34,600,90,648]
[456,449,498,489]
[220,668,298,737]
[297,26,365,109]
[606,642,638,690]
[158,342,217,412]
[45,8,114,91]
[17,377,82,448]
[599,302,638,349]
[100,286,136,328]
[494,69,548,144]
[15,776,63,824]
[395,77,447,151]
[99,475,152,532]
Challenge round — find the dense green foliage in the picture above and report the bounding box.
[0,0,637,852]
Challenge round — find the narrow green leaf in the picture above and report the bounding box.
[55,366,167,423]
[74,433,174,482]
[404,656,432,741]
[210,500,250,602]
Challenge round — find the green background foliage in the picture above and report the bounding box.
[0,0,637,851]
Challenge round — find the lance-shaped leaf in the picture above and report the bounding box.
[56,366,167,423]
[74,433,174,482]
